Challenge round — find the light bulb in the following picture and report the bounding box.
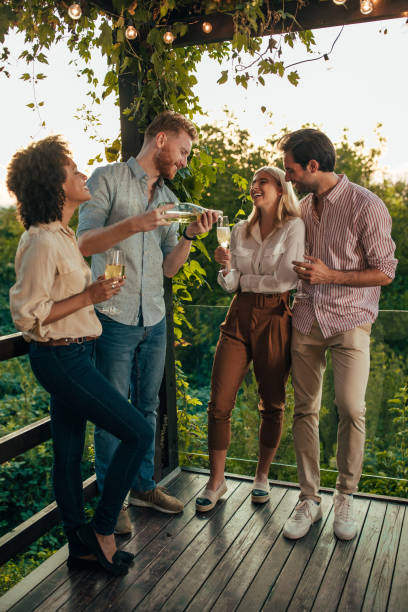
[202,22,213,34]
[125,25,138,40]
[163,31,175,44]
[68,3,82,20]
[360,0,373,15]
[332,0,347,5]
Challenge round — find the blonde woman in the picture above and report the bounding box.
[196,167,305,511]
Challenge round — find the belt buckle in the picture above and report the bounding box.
[74,337,84,344]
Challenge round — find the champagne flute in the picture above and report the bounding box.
[294,242,310,301]
[216,216,231,248]
[99,248,125,315]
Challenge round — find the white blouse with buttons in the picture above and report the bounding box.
[218,217,305,294]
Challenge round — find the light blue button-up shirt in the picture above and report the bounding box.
[77,158,179,326]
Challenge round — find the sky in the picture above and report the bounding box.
[0,15,407,207]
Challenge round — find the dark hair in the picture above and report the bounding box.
[6,135,71,230]
[145,110,198,143]
[278,128,336,172]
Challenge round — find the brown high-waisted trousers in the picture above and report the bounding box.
[208,291,291,451]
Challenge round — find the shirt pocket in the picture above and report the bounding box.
[233,246,254,272]
[55,259,88,296]
[260,243,285,274]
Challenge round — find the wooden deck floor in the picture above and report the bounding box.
[2,468,408,612]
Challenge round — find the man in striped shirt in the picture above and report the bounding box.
[279,129,397,541]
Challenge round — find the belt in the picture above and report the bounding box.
[38,336,98,346]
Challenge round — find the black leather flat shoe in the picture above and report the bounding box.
[76,524,128,576]
[67,549,134,570]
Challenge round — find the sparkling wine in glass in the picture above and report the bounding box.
[217,216,231,248]
[295,242,310,301]
[99,248,125,315]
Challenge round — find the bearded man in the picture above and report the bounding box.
[78,111,218,533]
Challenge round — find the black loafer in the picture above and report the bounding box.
[76,524,129,576]
[67,549,134,570]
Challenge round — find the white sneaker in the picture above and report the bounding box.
[333,492,357,540]
[283,499,323,539]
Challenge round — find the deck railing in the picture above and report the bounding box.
[0,279,178,566]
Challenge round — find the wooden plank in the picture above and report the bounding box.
[0,332,28,362]
[286,498,369,612]
[337,501,387,611]
[0,417,51,465]
[261,494,333,610]
[90,479,244,611]
[362,503,405,611]
[0,475,96,566]
[211,488,299,612]
[388,507,408,611]
[144,480,274,611]
[0,545,68,612]
[178,486,287,612]
[311,499,371,611]
[30,471,201,612]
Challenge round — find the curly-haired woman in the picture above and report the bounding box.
[8,135,154,575]
[196,167,305,512]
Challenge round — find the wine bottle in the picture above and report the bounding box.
[164,202,223,224]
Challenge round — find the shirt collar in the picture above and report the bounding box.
[315,174,348,206]
[126,157,165,188]
[33,221,74,236]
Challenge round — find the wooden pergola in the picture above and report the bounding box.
[0,1,407,608]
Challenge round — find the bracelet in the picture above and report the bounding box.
[182,227,196,241]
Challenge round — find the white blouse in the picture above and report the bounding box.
[218,217,305,294]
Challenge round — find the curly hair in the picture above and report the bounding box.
[144,110,198,143]
[6,135,71,230]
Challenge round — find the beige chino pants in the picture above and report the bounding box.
[291,319,371,502]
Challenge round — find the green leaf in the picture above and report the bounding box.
[217,70,228,85]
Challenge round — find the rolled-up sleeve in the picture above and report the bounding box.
[10,235,56,337]
[360,199,398,279]
[161,223,179,258]
[77,166,115,236]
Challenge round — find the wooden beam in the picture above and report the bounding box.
[90,1,408,47]
[0,475,97,565]
[0,417,51,465]
[0,332,28,362]
[176,0,408,46]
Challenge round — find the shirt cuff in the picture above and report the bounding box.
[217,269,240,292]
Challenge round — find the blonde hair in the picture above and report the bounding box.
[246,166,300,238]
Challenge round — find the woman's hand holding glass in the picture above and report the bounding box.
[98,248,126,314]
[214,246,231,276]
[86,275,125,305]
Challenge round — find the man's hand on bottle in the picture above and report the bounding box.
[186,210,219,238]
[135,204,174,232]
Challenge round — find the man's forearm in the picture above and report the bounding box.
[329,268,392,287]
[78,217,141,256]
[163,237,192,278]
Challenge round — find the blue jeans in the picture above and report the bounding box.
[29,340,154,556]
[94,312,167,493]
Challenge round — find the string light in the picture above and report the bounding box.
[202,22,213,34]
[67,3,82,20]
[332,0,347,4]
[125,25,138,40]
[163,31,175,44]
[360,0,373,15]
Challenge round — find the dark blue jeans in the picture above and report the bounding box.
[29,340,154,556]
[94,313,167,493]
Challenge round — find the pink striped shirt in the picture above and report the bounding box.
[292,174,397,338]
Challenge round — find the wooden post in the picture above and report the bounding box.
[118,73,178,481]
